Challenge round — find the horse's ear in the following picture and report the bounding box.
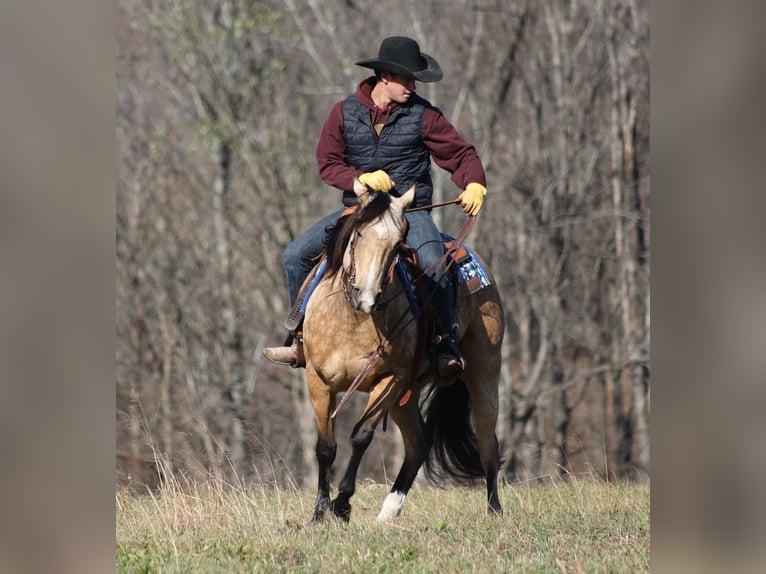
[395,184,417,211]
[353,177,373,206]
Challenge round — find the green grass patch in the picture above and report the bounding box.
[117,479,649,573]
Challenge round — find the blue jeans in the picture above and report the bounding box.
[283,209,345,306]
[282,209,455,330]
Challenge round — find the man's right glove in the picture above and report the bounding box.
[359,170,395,192]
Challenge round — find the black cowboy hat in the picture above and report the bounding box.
[355,36,443,83]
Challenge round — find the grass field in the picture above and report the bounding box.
[116,477,649,573]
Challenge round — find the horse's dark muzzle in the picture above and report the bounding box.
[349,286,383,313]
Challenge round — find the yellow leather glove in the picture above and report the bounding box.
[458,182,487,216]
[359,170,395,192]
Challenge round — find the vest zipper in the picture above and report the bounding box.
[373,106,390,169]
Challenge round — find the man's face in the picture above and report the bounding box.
[382,72,416,103]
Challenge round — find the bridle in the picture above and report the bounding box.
[342,230,358,301]
[341,210,409,309]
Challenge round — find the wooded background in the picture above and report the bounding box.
[116,0,649,490]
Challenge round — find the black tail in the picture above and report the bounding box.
[423,380,484,484]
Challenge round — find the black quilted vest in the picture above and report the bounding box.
[341,95,433,208]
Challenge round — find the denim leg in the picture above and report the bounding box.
[403,211,446,280]
[403,211,455,331]
[283,209,344,306]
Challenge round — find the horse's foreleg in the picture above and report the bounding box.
[307,369,337,523]
[377,397,430,521]
[332,376,395,522]
[330,415,381,521]
[330,377,396,522]
[313,433,337,522]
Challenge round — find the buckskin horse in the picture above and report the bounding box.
[300,180,504,522]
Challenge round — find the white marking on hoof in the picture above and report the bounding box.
[376,491,406,521]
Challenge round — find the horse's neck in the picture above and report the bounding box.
[325,274,365,319]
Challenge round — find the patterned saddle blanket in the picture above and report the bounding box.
[395,233,492,319]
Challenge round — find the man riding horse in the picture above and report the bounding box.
[263,36,488,378]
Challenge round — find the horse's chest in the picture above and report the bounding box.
[313,344,391,386]
[304,285,412,391]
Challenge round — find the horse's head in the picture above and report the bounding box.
[342,181,416,314]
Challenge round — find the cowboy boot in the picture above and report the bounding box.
[263,331,304,367]
[263,343,298,365]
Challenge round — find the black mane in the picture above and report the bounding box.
[323,191,393,277]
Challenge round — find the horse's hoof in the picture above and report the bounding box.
[330,500,351,522]
[376,491,406,521]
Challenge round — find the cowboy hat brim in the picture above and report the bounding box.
[355,52,443,83]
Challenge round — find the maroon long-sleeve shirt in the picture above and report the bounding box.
[316,77,486,193]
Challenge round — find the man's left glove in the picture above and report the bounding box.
[458,183,487,216]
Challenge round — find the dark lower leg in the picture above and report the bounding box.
[487,466,503,515]
[312,438,336,522]
[331,425,376,521]
[389,408,430,498]
[478,429,502,515]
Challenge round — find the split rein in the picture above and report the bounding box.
[331,199,477,419]
[404,197,462,213]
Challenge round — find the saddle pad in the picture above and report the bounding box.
[395,234,492,315]
[440,233,492,298]
[284,259,327,332]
